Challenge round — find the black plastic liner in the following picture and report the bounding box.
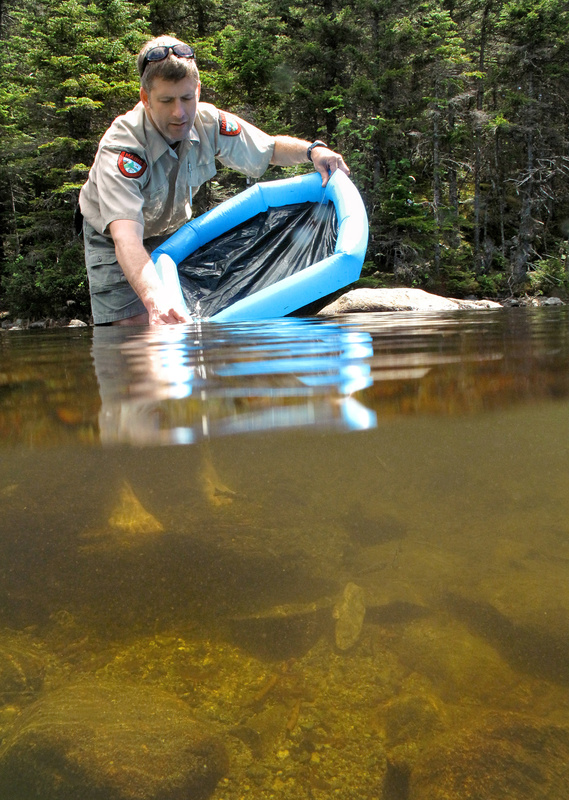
[177,201,338,317]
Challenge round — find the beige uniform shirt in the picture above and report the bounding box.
[80,101,275,241]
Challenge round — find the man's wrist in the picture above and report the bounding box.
[306,140,328,162]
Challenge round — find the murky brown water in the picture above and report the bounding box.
[1,308,569,799]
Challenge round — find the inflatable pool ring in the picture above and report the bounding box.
[151,169,368,322]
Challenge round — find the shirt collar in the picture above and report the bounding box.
[178,125,200,159]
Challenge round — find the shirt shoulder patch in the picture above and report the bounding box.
[219,111,242,137]
[118,151,147,178]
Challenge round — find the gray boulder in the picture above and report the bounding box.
[318,287,502,315]
[410,711,569,799]
[0,678,228,800]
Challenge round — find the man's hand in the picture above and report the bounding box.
[109,219,191,325]
[147,293,192,325]
[271,136,350,186]
[309,147,350,187]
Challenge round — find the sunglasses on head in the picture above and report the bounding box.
[141,43,195,76]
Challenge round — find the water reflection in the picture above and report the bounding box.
[2,308,569,448]
[90,307,569,445]
[92,318,378,444]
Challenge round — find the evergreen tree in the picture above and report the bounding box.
[495,0,569,284]
[0,0,149,317]
[2,0,569,317]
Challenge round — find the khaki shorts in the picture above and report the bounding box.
[83,222,168,324]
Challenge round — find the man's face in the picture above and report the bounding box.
[141,75,201,145]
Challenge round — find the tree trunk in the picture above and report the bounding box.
[447,101,460,249]
[511,67,535,285]
[9,179,20,256]
[473,0,492,272]
[432,102,442,278]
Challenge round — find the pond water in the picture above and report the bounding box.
[1,308,569,799]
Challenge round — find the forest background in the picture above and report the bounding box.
[1,0,569,319]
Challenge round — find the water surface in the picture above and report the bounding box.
[1,308,569,799]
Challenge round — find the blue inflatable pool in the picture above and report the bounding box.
[151,170,368,322]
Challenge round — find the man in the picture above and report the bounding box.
[79,35,350,326]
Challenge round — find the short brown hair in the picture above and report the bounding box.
[137,36,199,91]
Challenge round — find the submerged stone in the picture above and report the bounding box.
[390,616,525,706]
[79,482,164,553]
[380,693,447,751]
[375,686,448,792]
[229,598,331,660]
[410,711,569,799]
[0,631,48,701]
[0,678,228,800]
[333,582,366,650]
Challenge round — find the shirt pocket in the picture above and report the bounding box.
[143,177,170,222]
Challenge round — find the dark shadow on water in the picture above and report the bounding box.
[0,525,339,639]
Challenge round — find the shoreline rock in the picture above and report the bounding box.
[317,287,504,315]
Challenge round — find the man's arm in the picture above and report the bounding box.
[271,135,349,187]
[109,219,191,325]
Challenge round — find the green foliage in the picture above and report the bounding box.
[439,248,479,297]
[2,0,569,318]
[526,256,569,296]
[0,0,150,318]
[476,272,508,299]
[2,244,91,318]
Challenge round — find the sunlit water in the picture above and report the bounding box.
[1,308,569,799]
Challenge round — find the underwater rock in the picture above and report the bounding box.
[231,702,289,759]
[199,448,238,507]
[409,711,569,799]
[229,598,332,660]
[0,678,228,800]
[380,693,447,752]
[108,482,164,536]
[0,631,49,701]
[389,616,526,706]
[333,583,366,650]
[376,686,448,793]
[79,482,164,554]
